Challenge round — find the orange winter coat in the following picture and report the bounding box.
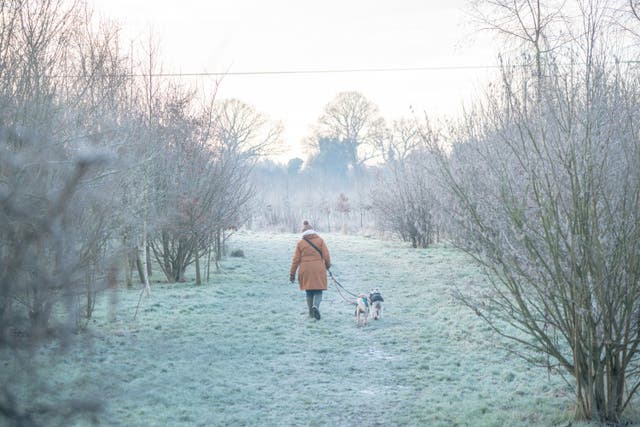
[290,233,331,291]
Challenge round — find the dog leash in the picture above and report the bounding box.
[328,271,358,305]
[327,269,358,298]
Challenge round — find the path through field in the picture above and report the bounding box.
[10,232,576,426]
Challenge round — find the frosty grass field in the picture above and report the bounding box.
[7,231,608,426]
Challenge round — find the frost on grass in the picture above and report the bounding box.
[0,231,582,426]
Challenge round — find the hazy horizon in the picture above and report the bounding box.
[90,0,501,162]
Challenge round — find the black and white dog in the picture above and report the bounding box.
[369,288,384,320]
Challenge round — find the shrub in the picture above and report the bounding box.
[230,249,245,258]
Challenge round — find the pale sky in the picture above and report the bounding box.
[90,0,501,161]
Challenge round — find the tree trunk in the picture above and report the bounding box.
[206,245,212,281]
[138,238,151,297]
[85,290,95,320]
[146,243,152,277]
[215,229,222,271]
[124,249,132,288]
[135,250,145,284]
[195,247,201,285]
[29,285,53,337]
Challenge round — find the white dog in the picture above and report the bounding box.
[355,294,370,327]
[369,289,384,320]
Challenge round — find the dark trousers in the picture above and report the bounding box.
[305,290,323,315]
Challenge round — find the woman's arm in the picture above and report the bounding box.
[322,241,331,270]
[290,242,301,279]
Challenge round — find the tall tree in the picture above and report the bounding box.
[212,98,283,159]
[306,136,351,181]
[377,117,425,164]
[469,0,567,86]
[312,91,387,169]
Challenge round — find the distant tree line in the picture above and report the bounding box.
[252,91,442,247]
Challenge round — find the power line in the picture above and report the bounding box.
[50,60,640,79]
[141,64,501,77]
[48,64,500,79]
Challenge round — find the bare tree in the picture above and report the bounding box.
[311,91,387,169]
[615,0,640,37]
[376,117,427,164]
[430,3,640,419]
[372,120,441,248]
[212,98,283,159]
[468,0,568,83]
[0,1,130,424]
[146,84,199,282]
[0,0,131,333]
[146,94,263,283]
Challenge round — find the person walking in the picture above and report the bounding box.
[289,220,331,320]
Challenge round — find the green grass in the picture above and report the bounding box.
[1,231,621,426]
